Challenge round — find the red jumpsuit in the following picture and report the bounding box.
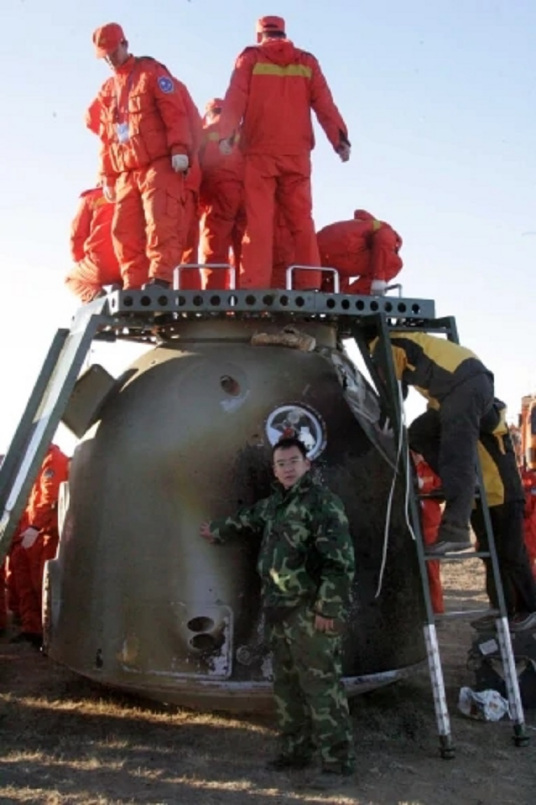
[317,210,403,294]
[9,445,69,637]
[219,37,349,289]
[90,56,193,288]
[65,187,121,302]
[0,561,7,632]
[176,81,203,290]
[414,454,445,614]
[522,470,536,579]
[199,101,246,290]
[271,210,295,289]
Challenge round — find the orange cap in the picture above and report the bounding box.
[256,15,286,42]
[353,209,374,221]
[92,23,126,58]
[205,98,224,114]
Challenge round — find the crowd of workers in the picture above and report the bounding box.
[65,17,403,302]
[3,14,536,791]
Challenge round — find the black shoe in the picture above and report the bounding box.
[509,612,536,632]
[425,521,472,555]
[10,632,43,649]
[142,278,170,290]
[470,614,498,632]
[265,754,312,771]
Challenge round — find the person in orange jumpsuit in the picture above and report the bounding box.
[271,210,295,289]
[218,16,351,290]
[522,470,536,579]
[175,81,203,290]
[199,98,246,290]
[89,23,194,290]
[317,210,403,295]
[65,186,122,303]
[0,562,7,636]
[9,445,69,648]
[413,452,445,615]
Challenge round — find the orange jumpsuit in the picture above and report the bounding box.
[414,454,445,614]
[522,470,536,579]
[199,102,246,290]
[219,37,349,289]
[271,210,295,288]
[176,81,203,290]
[9,445,69,636]
[65,187,121,303]
[90,55,193,289]
[0,561,7,632]
[317,210,403,294]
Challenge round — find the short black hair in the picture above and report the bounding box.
[272,437,308,460]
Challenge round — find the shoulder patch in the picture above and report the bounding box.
[157,75,174,94]
[43,468,55,478]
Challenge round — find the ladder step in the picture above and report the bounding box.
[435,608,500,622]
[424,550,491,561]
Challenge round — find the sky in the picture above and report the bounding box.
[1,0,535,455]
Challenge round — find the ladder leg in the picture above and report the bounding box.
[424,623,455,758]
[495,617,530,746]
[0,303,108,564]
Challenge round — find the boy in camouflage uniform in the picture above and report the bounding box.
[200,437,356,787]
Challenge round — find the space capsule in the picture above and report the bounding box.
[45,315,426,710]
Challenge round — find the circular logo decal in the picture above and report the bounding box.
[266,404,326,459]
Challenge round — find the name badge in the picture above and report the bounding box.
[115,122,130,144]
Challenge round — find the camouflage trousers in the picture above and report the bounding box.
[268,604,355,768]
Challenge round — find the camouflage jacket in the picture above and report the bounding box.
[209,473,355,620]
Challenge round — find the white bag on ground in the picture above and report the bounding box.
[458,686,511,721]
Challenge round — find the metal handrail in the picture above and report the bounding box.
[285,264,340,293]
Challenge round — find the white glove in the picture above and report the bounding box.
[171,154,189,173]
[102,185,116,203]
[370,279,388,296]
[219,138,234,156]
[21,526,40,549]
[337,142,351,162]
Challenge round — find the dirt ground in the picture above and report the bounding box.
[1,558,535,805]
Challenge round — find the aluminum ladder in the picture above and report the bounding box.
[351,311,529,758]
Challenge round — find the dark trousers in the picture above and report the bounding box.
[471,501,536,615]
[408,374,494,527]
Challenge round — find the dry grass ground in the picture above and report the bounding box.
[1,559,535,805]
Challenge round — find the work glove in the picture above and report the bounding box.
[337,142,351,162]
[21,526,40,549]
[102,185,116,203]
[171,154,189,173]
[219,138,234,156]
[370,279,388,296]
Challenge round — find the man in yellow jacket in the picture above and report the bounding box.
[372,331,495,554]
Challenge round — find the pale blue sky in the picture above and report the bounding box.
[1,0,535,453]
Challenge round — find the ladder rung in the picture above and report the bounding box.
[435,608,500,621]
[424,550,491,561]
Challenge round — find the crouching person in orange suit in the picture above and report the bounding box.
[413,452,445,614]
[65,186,122,303]
[9,445,70,648]
[317,209,403,295]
